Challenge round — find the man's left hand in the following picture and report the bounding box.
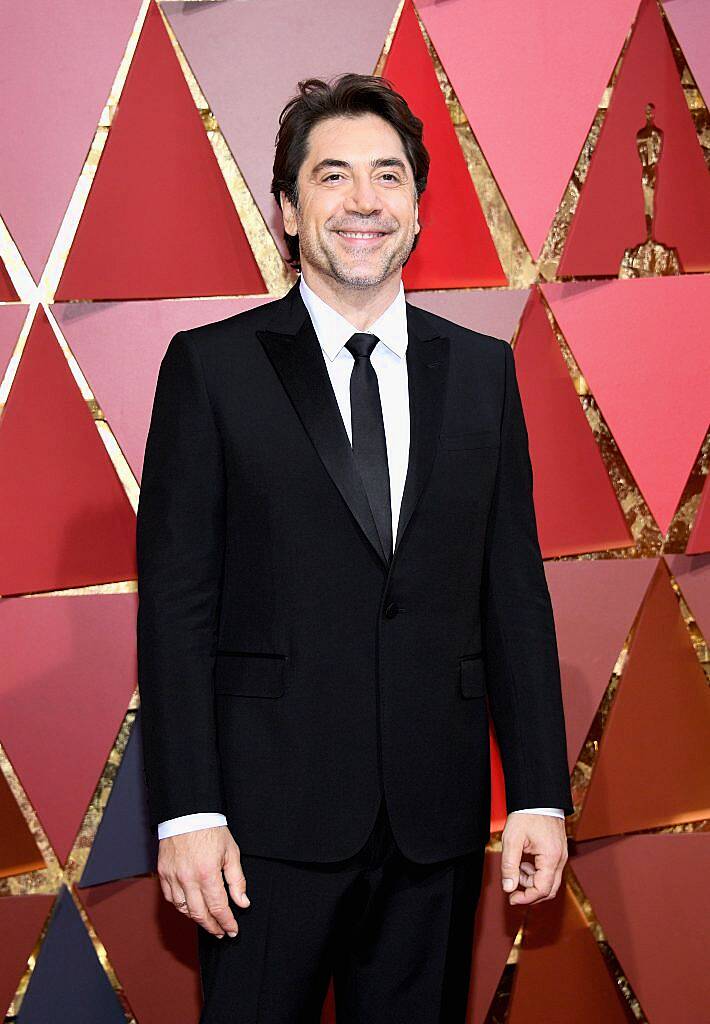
[500,812,568,905]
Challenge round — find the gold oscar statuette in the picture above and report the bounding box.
[619,102,682,277]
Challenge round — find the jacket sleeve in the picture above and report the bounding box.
[481,339,574,816]
[136,330,227,834]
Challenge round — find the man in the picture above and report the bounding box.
[136,72,573,1023]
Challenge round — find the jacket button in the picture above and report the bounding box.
[383,601,399,618]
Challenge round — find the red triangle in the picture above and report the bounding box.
[576,559,710,840]
[383,0,507,289]
[0,767,45,880]
[515,289,632,556]
[507,883,631,1024]
[0,305,28,382]
[0,259,19,301]
[0,895,55,1018]
[0,306,137,595]
[489,721,508,833]
[468,851,525,1023]
[687,472,710,554]
[573,834,710,1024]
[79,876,202,1023]
[56,1,267,300]
[559,0,710,276]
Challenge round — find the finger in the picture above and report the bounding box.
[223,845,251,910]
[547,855,567,901]
[533,852,557,895]
[509,855,557,906]
[509,882,547,905]
[501,831,524,893]
[524,869,564,904]
[181,880,226,937]
[519,862,535,886]
[157,872,174,905]
[547,872,562,900]
[542,843,568,901]
[172,887,189,913]
[200,872,240,936]
[165,877,190,914]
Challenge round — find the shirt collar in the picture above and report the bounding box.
[298,274,408,362]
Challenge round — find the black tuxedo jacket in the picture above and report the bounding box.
[136,278,573,864]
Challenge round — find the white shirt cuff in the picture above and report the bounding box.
[509,807,565,818]
[157,812,228,839]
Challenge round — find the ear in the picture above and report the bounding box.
[281,190,298,237]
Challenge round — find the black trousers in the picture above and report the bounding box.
[197,793,486,1023]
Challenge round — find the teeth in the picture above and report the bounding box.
[338,231,384,239]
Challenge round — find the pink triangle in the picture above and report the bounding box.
[573,834,710,1024]
[419,0,640,257]
[407,287,529,342]
[546,558,657,770]
[515,289,631,556]
[163,0,397,269]
[0,593,137,865]
[664,0,710,111]
[543,277,710,536]
[54,296,272,482]
[0,2,141,283]
[666,553,710,643]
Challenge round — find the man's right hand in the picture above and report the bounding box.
[157,826,250,937]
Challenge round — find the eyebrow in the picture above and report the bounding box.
[310,157,409,176]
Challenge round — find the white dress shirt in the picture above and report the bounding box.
[156,274,564,839]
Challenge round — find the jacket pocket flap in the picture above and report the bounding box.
[214,652,287,697]
[460,653,486,698]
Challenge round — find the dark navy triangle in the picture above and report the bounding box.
[80,709,158,887]
[17,885,125,1024]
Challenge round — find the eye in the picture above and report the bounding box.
[322,172,401,183]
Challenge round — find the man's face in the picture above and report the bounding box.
[281,112,420,290]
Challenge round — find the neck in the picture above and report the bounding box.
[300,266,401,332]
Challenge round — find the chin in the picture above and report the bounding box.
[338,270,390,289]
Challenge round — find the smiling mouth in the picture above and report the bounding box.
[334,230,389,243]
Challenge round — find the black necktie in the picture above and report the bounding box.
[345,333,393,562]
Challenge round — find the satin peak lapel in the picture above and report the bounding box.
[256,281,450,570]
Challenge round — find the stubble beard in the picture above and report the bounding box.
[297,220,416,291]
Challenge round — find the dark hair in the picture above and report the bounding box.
[271,73,430,272]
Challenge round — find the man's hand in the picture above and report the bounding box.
[500,812,568,906]
[157,826,250,937]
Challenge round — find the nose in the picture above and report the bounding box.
[343,172,382,215]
